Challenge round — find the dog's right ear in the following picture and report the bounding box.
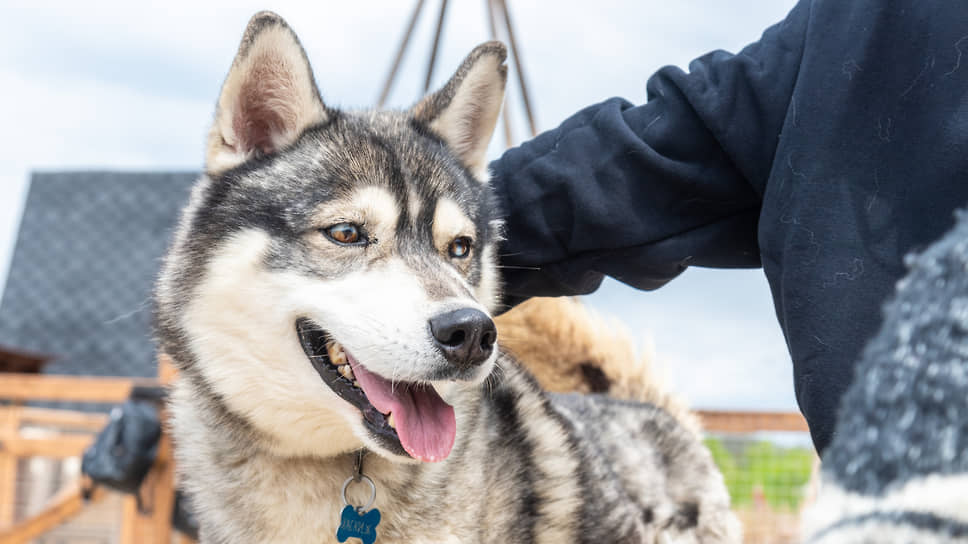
[206,11,327,175]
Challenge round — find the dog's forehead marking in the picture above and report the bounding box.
[432,197,475,249]
[350,186,399,227]
[408,188,422,224]
[314,185,400,231]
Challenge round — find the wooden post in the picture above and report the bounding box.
[495,0,537,137]
[377,0,426,107]
[119,424,176,544]
[120,355,179,544]
[485,0,515,149]
[0,407,23,527]
[423,0,450,92]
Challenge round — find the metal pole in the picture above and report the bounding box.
[424,0,450,93]
[496,0,537,136]
[485,0,514,148]
[378,0,426,107]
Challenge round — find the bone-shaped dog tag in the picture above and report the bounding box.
[336,504,381,544]
[338,474,380,543]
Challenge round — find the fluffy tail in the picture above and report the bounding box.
[495,297,700,435]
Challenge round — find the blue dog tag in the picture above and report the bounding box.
[336,504,381,544]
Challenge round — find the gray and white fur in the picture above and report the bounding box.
[156,12,739,543]
[801,210,968,543]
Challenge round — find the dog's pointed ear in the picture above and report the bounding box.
[206,11,327,174]
[413,42,507,179]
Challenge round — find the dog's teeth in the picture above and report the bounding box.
[326,341,348,366]
[338,364,355,380]
[387,412,396,429]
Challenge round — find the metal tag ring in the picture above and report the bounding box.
[341,475,376,512]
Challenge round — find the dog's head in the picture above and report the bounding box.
[158,12,507,463]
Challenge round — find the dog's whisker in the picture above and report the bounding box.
[493,265,541,271]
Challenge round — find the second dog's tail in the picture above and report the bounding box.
[495,297,701,435]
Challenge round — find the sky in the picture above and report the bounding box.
[0,0,799,411]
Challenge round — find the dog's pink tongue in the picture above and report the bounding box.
[348,356,455,462]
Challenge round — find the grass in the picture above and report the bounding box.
[704,437,815,511]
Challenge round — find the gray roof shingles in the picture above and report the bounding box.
[0,171,197,378]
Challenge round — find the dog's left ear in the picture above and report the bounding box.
[413,42,508,179]
[206,11,327,174]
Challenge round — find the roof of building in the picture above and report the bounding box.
[0,171,197,377]
[0,344,54,373]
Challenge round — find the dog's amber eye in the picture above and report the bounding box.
[324,223,365,245]
[448,237,472,258]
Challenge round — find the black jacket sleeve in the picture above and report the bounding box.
[490,0,809,307]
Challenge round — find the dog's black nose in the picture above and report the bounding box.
[429,308,496,369]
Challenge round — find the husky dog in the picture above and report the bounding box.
[156,12,739,544]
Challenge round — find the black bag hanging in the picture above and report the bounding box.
[81,397,161,496]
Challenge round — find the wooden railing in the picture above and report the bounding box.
[697,410,810,434]
[0,374,155,404]
[0,362,811,544]
[0,358,188,544]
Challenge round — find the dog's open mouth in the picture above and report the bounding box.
[295,318,456,462]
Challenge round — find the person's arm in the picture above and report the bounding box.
[491,0,810,307]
